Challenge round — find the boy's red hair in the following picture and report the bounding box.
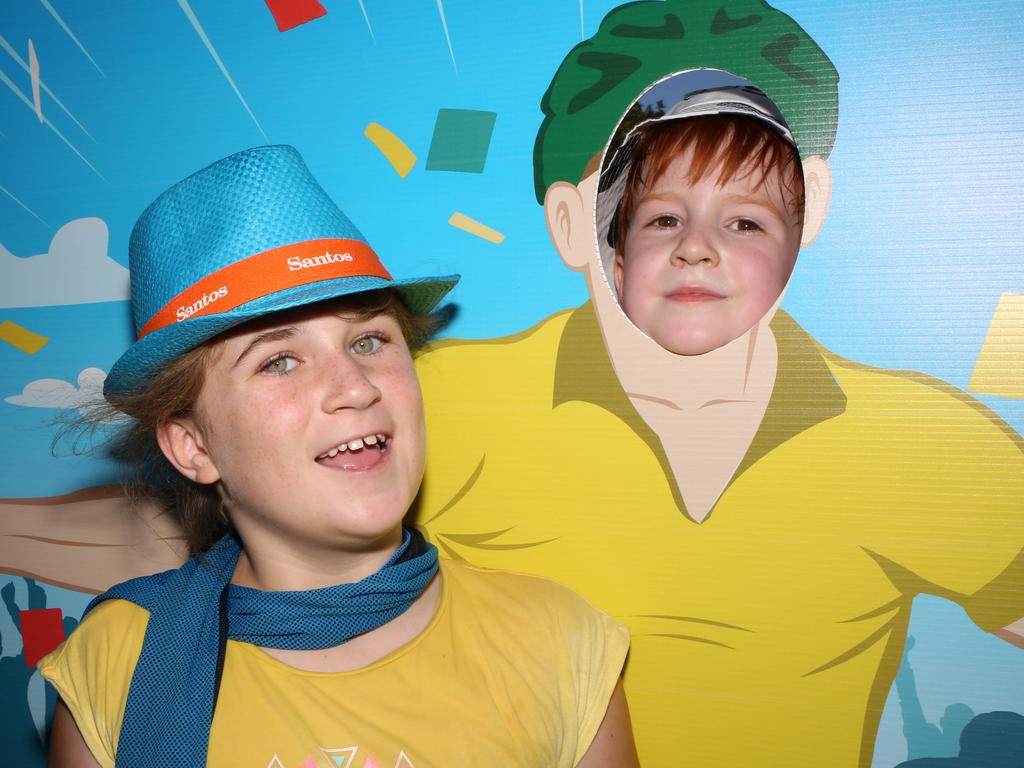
[615,115,805,253]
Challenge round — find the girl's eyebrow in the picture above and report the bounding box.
[233,327,298,368]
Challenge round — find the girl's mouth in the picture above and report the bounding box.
[316,433,389,471]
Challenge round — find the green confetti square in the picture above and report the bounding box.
[426,109,497,173]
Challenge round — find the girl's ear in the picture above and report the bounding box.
[800,155,833,247]
[156,418,221,485]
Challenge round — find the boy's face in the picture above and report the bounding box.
[613,145,803,356]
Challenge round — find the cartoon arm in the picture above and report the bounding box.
[996,618,1024,649]
[0,485,186,594]
[902,537,1024,651]
[859,381,1024,651]
[970,547,1024,649]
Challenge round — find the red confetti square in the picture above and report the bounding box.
[263,0,327,32]
[20,608,65,668]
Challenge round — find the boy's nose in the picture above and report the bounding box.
[671,227,719,267]
[321,355,381,413]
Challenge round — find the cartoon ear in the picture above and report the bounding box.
[801,156,833,247]
[156,418,221,485]
[544,181,592,272]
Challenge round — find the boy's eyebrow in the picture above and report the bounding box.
[634,190,781,210]
[722,192,775,206]
[634,190,681,206]
[233,327,298,368]
[722,193,788,219]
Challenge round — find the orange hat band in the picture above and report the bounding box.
[138,238,393,339]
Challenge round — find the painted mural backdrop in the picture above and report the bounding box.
[1,2,1022,766]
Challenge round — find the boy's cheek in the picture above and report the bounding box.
[733,257,794,308]
[620,257,658,297]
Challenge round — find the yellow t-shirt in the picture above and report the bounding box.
[411,304,1024,768]
[39,558,629,768]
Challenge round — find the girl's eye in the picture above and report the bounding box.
[351,335,384,355]
[729,218,762,233]
[650,215,680,229]
[260,355,298,375]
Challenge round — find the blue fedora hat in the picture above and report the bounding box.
[105,145,458,395]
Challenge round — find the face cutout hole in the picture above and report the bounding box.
[593,68,805,356]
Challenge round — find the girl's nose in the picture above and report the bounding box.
[321,355,382,413]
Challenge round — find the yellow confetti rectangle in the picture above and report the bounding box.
[968,292,1024,400]
[0,320,49,354]
[448,212,504,244]
[364,122,416,178]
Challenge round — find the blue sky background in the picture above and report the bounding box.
[1,2,1022,765]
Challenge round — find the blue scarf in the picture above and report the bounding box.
[87,528,438,767]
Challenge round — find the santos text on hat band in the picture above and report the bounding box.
[137,237,392,338]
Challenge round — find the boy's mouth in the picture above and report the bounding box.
[315,433,389,471]
[667,287,725,302]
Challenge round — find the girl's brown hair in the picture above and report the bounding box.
[101,289,436,556]
[615,114,805,253]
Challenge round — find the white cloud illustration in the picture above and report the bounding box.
[5,367,127,423]
[0,217,129,308]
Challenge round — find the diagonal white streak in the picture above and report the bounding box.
[36,0,104,76]
[435,0,457,74]
[0,67,105,180]
[356,0,376,42]
[176,0,269,142]
[29,40,42,122]
[0,184,49,227]
[0,35,94,140]
[579,0,585,40]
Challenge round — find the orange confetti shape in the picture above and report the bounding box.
[0,320,48,354]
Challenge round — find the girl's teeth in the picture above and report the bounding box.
[320,434,387,459]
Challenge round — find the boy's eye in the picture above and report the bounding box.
[351,334,385,355]
[649,215,681,229]
[729,218,762,233]
[260,355,298,375]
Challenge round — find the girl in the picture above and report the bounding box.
[40,145,636,768]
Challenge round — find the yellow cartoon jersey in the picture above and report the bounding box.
[411,303,1024,768]
[39,558,629,768]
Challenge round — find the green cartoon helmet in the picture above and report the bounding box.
[533,0,839,202]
